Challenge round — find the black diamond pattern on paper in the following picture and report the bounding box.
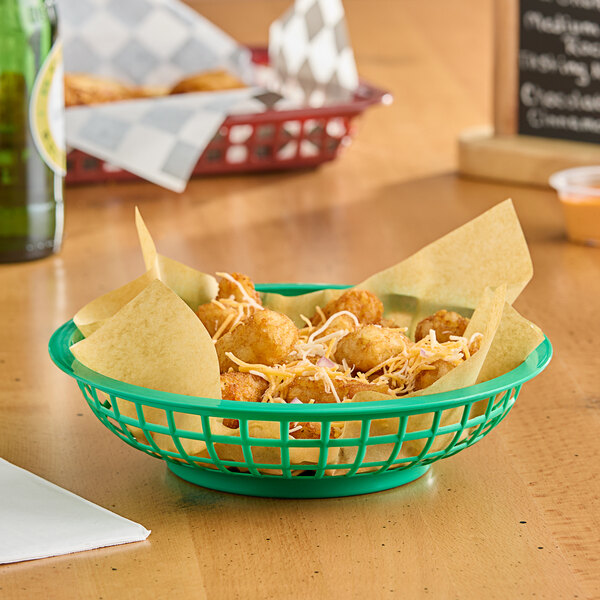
[253,91,283,109]
[333,18,349,54]
[305,2,325,40]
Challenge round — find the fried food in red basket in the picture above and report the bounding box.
[64,69,244,108]
[170,69,245,94]
[64,73,141,107]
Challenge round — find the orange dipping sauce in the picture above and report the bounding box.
[559,195,600,245]
[549,168,600,246]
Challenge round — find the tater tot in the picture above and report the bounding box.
[291,421,321,439]
[221,372,268,402]
[286,375,390,404]
[221,372,268,428]
[313,289,383,326]
[335,325,411,373]
[216,309,299,372]
[414,310,469,343]
[315,313,358,338]
[290,421,344,440]
[217,272,261,304]
[413,360,454,391]
[197,302,237,337]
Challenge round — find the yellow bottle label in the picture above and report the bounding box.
[30,40,66,176]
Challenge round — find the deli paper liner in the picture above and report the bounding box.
[73,207,217,336]
[261,199,534,328]
[71,280,224,457]
[71,200,544,474]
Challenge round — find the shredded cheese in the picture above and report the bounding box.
[215,272,264,310]
[217,291,482,436]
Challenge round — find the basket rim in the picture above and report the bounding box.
[49,283,552,418]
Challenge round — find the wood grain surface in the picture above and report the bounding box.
[1,1,599,599]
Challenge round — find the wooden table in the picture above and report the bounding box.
[2,1,599,598]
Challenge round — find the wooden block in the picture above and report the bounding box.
[458,126,600,187]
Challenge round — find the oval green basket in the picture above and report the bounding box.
[49,283,552,498]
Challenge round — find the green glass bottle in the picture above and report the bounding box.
[0,0,65,263]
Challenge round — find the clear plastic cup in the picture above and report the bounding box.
[549,166,600,246]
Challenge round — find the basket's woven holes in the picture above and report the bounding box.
[478,413,506,440]
[507,385,522,407]
[480,389,520,437]
[90,386,111,411]
[105,394,130,439]
[466,394,498,447]
[165,410,194,468]
[345,419,372,477]
[374,415,408,474]
[279,421,292,479]
[237,419,261,477]
[78,382,102,411]
[314,420,332,479]
[133,402,163,456]
[81,385,122,437]
[410,410,443,467]
[200,415,228,473]
[439,403,473,458]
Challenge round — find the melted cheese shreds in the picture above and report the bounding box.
[308,310,359,344]
[368,333,473,395]
[212,312,235,341]
[215,272,264,310]
[225,350,355,404]
[209,296,258,342]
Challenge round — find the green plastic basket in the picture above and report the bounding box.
[49,283,552,498]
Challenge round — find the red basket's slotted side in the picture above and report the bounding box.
[65,47,388,185]
[192,110,359,176]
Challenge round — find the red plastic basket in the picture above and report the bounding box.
[65,47,390,185]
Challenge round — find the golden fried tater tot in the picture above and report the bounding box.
[170,70,245,94]
[469,334,482,355]
[287,375,390,404]
[335,325,411,373]
[217,272,261,305]
[221,372,268,402]
[291,422,321,439]
[221,372,268,429]
[216,309,299,373]
[414,310,469,343]
[290,421,344,440]
[379,317,403,328]
[313,289,383,326]
[196,302,237,337]
[413,360,454,391]
[197,272,262,337]
[315,313,358,338]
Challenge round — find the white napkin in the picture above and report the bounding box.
[0,458,150,564]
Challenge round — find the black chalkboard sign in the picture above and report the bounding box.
[518,0,600,144]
